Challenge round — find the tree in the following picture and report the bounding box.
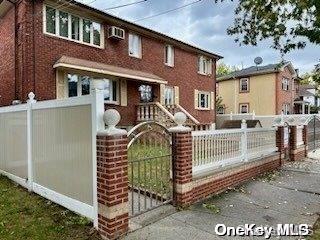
[216,96,225,114]
[217,62,239,76]
[219,0,320,54]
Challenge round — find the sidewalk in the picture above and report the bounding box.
[125,156,320,240]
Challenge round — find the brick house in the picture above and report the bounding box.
[217,62,299,115]
[0,0,222,129]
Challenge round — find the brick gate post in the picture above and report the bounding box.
[96,109,129,240]
[289,125,297,161]
[169,112,193,208]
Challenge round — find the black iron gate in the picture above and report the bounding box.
[307,115,320,151]
[127,122,173,217]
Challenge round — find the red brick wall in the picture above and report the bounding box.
[275,66,296,114]
[192,155,281,203]
[0,7,15,106]
[9,0,216,126]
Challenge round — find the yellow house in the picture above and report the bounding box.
[217,62,298,115]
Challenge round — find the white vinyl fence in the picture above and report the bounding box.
[216,113,313,129]
[296,126,304,147]
[192,122,277,175]
[0,93,102,226]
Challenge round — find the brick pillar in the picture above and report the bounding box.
[303,125,308,157]
[276,126,285,165]
[96,110,129,240]
[170,113,193,208]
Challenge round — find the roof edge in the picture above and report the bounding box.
[58,0,223,60]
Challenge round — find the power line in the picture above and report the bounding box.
[104,0,147,10]
[133,0,202,22]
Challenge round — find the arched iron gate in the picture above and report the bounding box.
[127,122,173,217]
[307,115,320,151]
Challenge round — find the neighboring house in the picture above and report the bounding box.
[216,62,298,115]
[0,0,222,129]
[294,84,319,114]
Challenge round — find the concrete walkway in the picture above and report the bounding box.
[125,156,320,240]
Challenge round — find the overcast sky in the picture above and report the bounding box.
[81,0,320,74]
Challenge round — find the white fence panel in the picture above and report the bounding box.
[192,126,277,176]
[0,94,102,223]
[0,105,28,183]
[247,128,277,158]
[296,126,304,147]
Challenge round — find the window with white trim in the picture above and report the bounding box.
[282,78,290,91]
[240,78,249,92]
[198,56,212,75]
[239,103,249,113]
[44,5,103,48]
[164,45,174,67]
[164,86,175,105]
[67,74,119,104]
[197,91,211,109]
[282,103,290,115]
[128,33,142,58]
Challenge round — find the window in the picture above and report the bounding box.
[164,86,175,105]
[67,74,119,103]
[282,103,290,115]
[139,85,153,103]
[240,78,249,92]
[67,74,91,98]
[44,5,103,47]
[198,56,212,75]
[59,11,69,37]
[103,80,119,103]
[164,45,174,67]
[83,19,92,44]
[129,33,142,58]
[71,16,80,40]
[45,6,56,34]
[239,103,249,114]
[282,78,290,91]
[197,91,211,109]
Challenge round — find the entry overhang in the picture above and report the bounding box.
[54,56,168,85]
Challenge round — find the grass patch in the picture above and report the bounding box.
[128,144,172,198]
[309,217,320,240]
[0,175,101,240]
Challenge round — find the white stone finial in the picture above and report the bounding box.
[27,92,36,104]
[99,109,127,136]
[169,112,191,132]
[174,112,187,127]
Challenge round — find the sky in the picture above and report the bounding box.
[80,0,320,74]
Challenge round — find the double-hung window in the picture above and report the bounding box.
[197,91,211,110]
[67,74,119,104]
[239,103,249,114]
[240,78,249,92]
[128,33,142,58]
[164,45,174,67]
[282,78,290,91]
[44,5,103,48]
[164,86,175,106]
[282,103,290,115]
[198,56,212,75]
